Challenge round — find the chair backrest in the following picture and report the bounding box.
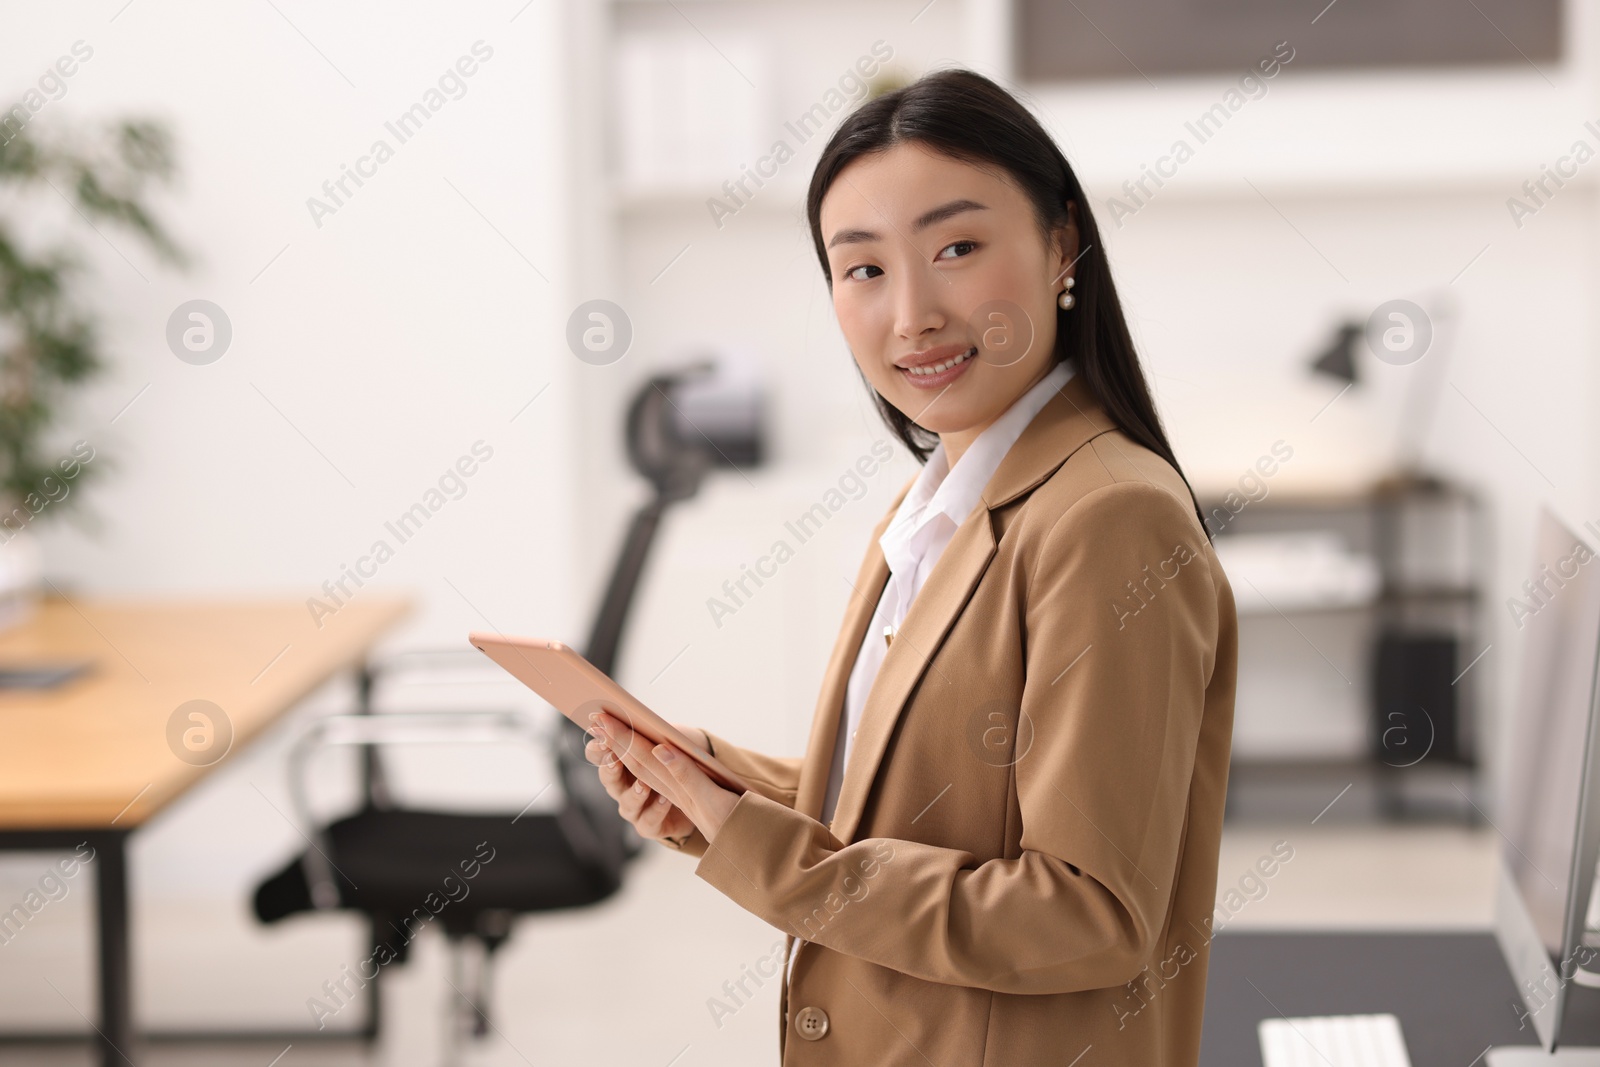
[352,639,653,874]
[356,649,646,866]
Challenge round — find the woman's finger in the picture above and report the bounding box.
[591,744,636,804]
[619,776,654,821]
[595,712,642,764]
[613,771,684,841]
[635,792,677,837]
[592,741,623,780]
[593,714,663,791]
[606,728,689,813]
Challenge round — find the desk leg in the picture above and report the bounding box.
[95,831,133,1067]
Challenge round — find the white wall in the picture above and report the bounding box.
[9,2,575,634]
[0,0,578,1024]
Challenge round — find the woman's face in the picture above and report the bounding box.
[820,141,1078,456]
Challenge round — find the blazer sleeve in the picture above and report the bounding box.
[690,480,1221,993]
[656,730,803,859]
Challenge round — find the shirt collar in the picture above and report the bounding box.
[881,357,1077,559]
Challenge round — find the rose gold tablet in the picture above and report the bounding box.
[467,632,750,796]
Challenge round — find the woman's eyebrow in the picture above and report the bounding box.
[827,198,989,249]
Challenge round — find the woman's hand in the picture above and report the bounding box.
[584,718,699,846]
[585,711,742,843]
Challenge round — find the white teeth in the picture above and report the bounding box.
[907,346,975,376]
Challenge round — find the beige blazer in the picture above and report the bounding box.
[664,369,1238,1066]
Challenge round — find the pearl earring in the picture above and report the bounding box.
[1057,275,1076,310]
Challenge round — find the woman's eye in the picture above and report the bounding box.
[840,243,974,281]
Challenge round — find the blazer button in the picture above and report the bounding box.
[794,1005,830,1040]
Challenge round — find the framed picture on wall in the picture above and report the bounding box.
[1014,0,1561,82]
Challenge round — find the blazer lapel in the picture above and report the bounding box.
[826,370,1116,843]
[826,505,995,842]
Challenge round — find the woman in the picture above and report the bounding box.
[586,68,1236,1066]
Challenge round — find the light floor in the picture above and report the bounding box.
[0,821,1499,1066]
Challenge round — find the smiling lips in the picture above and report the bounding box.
[896,343,978,388]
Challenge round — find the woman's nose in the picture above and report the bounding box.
[890,270,948,341]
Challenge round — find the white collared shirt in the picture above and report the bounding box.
[819,356,1076,826]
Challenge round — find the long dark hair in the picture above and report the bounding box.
[805,67,1209,540]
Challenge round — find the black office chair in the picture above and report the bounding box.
[252,361,764,1061]
[252,685,629,1046]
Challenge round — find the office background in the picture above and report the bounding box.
[0,0,1595,1063]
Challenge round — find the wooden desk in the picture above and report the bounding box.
[0,593,413,1066]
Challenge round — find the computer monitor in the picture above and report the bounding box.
[1490,506,1600,1062]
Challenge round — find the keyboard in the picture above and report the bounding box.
[1259,1012,1413,1067]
